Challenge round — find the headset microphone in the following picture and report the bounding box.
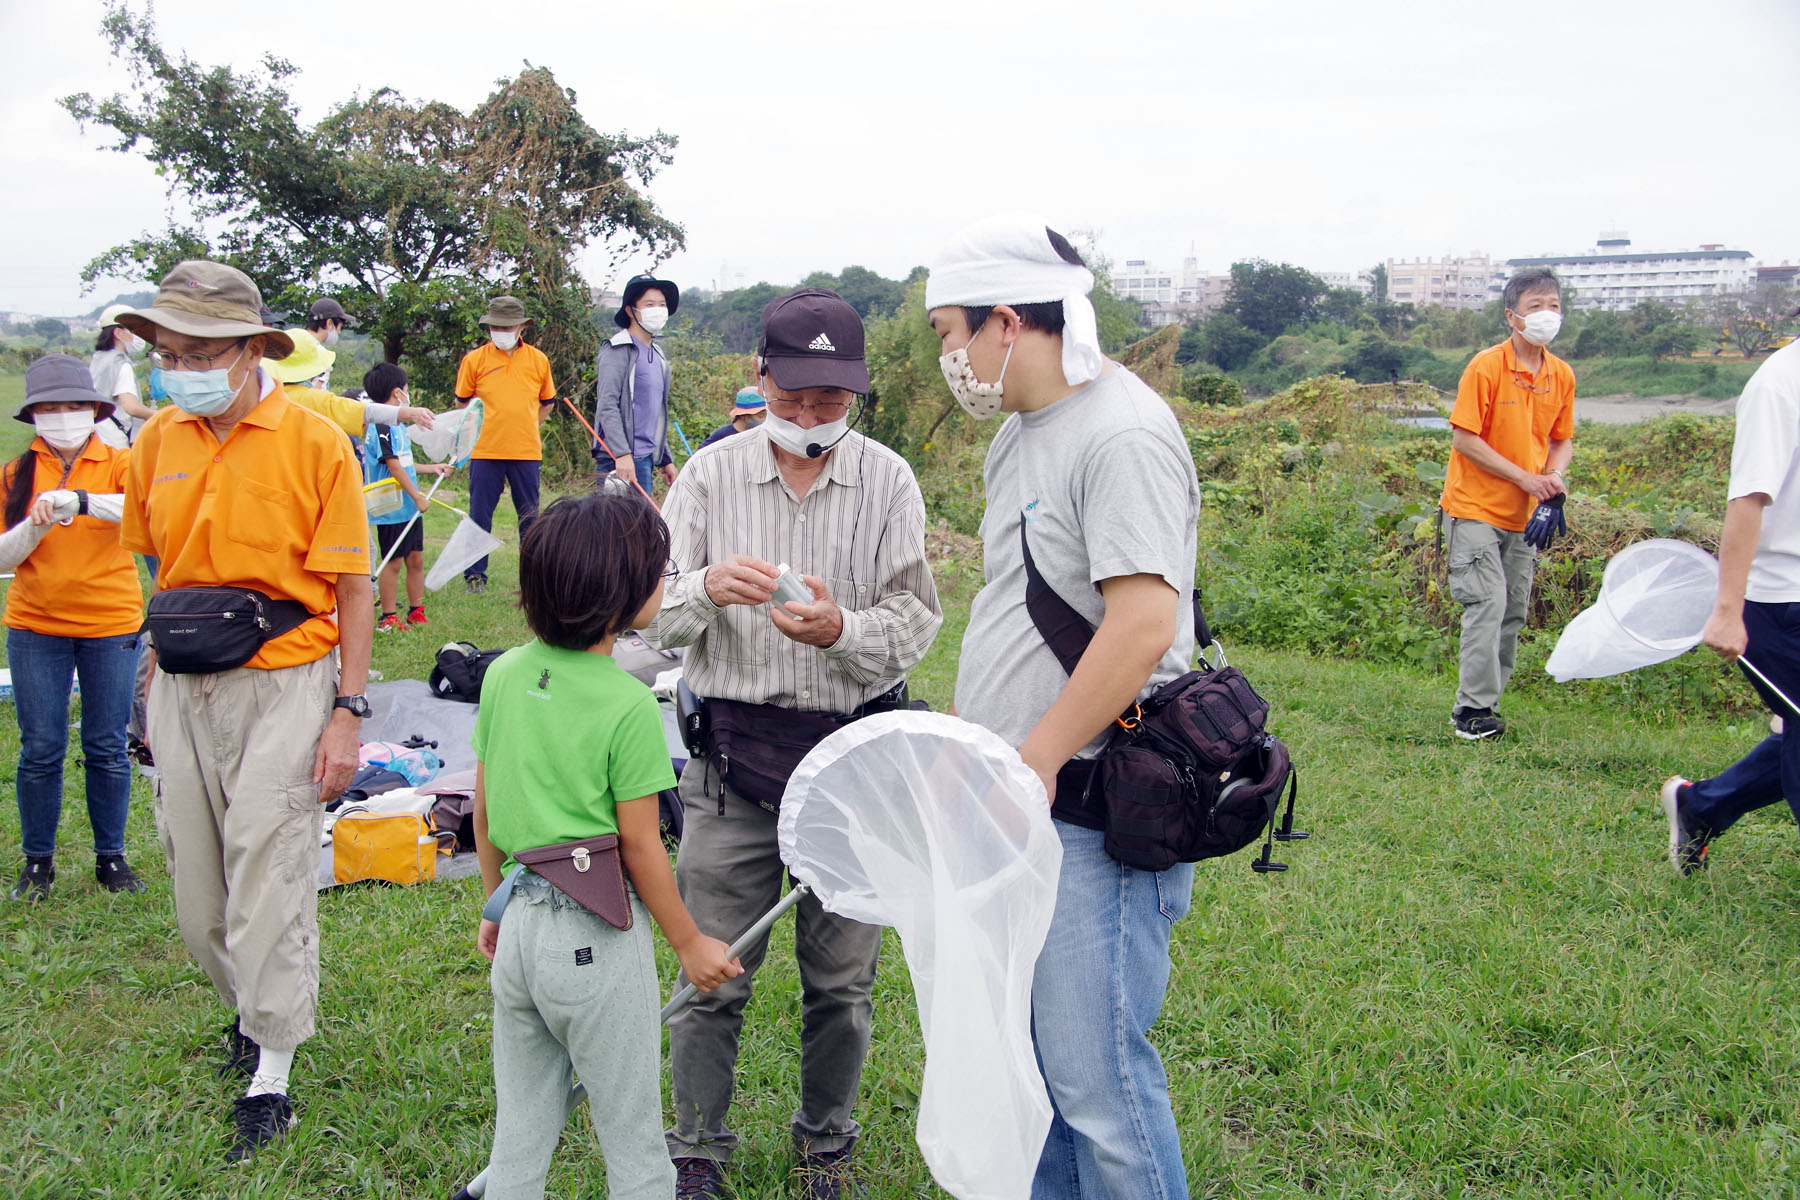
[806,392,870,458]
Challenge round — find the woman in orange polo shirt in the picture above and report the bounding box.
[0,356,146,903]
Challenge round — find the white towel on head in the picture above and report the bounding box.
[925,212,1104,386]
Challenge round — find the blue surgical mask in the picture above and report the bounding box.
[163,345,250,416]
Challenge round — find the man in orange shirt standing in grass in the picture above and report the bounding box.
[117,261,373,1163]
[1438,268,1576,740]
[454,295,558,594]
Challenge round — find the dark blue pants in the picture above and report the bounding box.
[1686,601,1800,837]
[8,627,138,858]
[465,458,541,581]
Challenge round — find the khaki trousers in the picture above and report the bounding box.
[1445,516,1537,712]
[148,654,335,1052]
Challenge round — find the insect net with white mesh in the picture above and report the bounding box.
[777,710,1061,1200]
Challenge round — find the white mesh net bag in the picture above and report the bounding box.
[409,397,483,465]
[777,710,1061,1200]
[1546,539,1718,681]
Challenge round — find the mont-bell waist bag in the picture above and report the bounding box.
[144,586,312,675]
[1021,518,1305,873]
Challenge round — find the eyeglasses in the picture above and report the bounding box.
[766,398,850,420]
[151,341,246,372]
[1509,373,1550,396]
[662,561,681,581]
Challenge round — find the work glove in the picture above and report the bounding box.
[1521,493,1567,551]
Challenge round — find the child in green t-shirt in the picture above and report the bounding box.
[470,492,739,1199]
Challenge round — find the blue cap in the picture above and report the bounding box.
[731,388,766,415]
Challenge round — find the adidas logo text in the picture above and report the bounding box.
[808,332,835,352]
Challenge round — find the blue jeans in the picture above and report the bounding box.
[1685,600,1800,837]
[8,627,138,858]
[465,458,541,580]
[1031,822,1194,1199]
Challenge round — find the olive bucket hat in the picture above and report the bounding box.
[115,261,295,359]
[478,295,531,327]
[15,354,115,424]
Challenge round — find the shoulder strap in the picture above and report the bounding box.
[1020,515,1211,677]
[1020,516,1094,678]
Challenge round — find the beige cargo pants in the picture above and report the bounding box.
[148,654,335,1052]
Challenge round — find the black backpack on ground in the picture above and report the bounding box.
[428,642,507,704]
[1022,520,1307,873]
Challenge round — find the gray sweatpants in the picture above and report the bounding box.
[665,762,882,1165]
[1445,515,1538,712]
[486,875,674,1200]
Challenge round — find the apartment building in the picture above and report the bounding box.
[1384,255,1503,310]
[1506,234,1755,312]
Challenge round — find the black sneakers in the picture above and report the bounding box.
[464,574,487,595]
[9,858,53,903]
[676,1156,727,1199]
[1661,776,1712,875]
[228,1092,295,1162]
[798,1146,862,1200]
[1451,707,1506,740]
[96,855,145,893]
[219,1019,259,1079]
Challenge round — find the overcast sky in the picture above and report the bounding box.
[4,0,1797,315]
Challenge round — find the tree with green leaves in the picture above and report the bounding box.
[798,266,911,320]
[60,1,684,403]
[1224,260,1326,338]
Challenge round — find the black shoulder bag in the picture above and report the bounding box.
[1022,519,1307,873]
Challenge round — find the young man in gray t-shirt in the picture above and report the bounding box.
[927,214,1203,1199]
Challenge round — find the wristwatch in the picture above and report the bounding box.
[333,694,372,719]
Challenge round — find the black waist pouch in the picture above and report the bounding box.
[144,586,312,675]
[705,698,844,813]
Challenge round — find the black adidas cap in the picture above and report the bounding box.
[758,288,869,394]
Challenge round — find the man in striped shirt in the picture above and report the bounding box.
[648,288,941,1199]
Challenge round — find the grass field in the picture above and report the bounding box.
[3,486,1798,1199]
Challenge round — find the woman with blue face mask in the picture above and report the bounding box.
[0,355,147,903]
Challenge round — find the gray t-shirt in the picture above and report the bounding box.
[955,366,1201,757]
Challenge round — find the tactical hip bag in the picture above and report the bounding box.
[1022,519,1306,873]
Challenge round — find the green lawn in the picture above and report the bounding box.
[3,492,1799,1198]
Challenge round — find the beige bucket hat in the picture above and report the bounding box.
[115,260,295,359]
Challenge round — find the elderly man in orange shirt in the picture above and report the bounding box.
[453,295,558,593]
[117,261,373,1162]
[1438,268,1576,740]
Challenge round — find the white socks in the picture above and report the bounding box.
[246,1046,294,1099]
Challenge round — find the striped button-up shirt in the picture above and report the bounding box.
[646,426,942,713]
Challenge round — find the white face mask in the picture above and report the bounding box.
[321,326,341,348]
[938,321,1014,419]
[763,410,850,459]
[490,330,519,351]
[1516,310,1562,347]
[117,332,143,359]
[638,307,669,335]
[34,409,97,451]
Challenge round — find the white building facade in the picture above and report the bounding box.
[1506,234,1755,312]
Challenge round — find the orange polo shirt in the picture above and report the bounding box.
[1440,338,1577,532]
[3,437,142,639]
[454,342,556,461]
[121,384,371,669]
